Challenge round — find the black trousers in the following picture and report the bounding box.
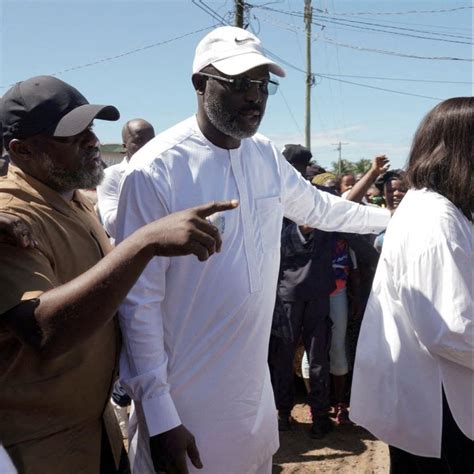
[271,298,331,415]
[389,392,474,474]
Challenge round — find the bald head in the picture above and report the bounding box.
[122,119,155,160]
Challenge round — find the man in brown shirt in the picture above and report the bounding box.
[0,75,237,473]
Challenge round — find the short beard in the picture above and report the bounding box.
[41,153,104,193]
[204,93,261,140]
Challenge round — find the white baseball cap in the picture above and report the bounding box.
[193,26,286,77]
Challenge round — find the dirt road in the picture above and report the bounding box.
[273,403,389,473]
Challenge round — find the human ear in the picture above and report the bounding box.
[8,139,34,161]
[192,74,206,95]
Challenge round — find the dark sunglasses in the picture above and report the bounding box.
[199,72,279,96]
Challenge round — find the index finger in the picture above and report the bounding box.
[194,199,239,218]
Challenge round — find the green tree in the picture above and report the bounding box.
[330,159,355,175]
[353,159,372,174]
[330,158,372,175]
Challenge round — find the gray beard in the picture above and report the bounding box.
[42,153,104,193]
[204,94,260,140]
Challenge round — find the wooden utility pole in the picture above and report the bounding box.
[235,0,244,28]
[304,0,312,151]
[333,141,349,174]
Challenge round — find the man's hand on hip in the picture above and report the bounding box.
[149,424,203,473]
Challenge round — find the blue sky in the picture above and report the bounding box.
[1,0,472,170]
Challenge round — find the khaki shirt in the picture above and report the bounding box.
[0,166,121,473]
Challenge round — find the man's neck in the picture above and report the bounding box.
[196,111,241,150]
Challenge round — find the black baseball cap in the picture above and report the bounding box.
[282,144,312,166]
[0,75,120,148]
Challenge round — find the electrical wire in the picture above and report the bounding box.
[316,74,442,100]
[192,0,230,25]
[263,43,445,101]
[277,86,302,134]
[258,13,473,62]
[315,5,473,16]
[316,73,471,85]
[0,26,214,89]
[252,5,472,43]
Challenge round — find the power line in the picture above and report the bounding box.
[315,73,471,85]
[263,42,445,101]
[258,13,473,62]
[311,13,472,43]
[277,86,302,134]
[0,27,213,89]
[316,5,473,16]
[316,74,442,101]
[253,5,473,43]
[318,33,473,61]
[191,0,230,25]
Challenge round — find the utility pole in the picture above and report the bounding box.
[332,141,349,175]
[235,0,244,28]
[304,0,313,151]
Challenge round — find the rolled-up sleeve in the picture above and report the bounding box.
[115,163,181,436]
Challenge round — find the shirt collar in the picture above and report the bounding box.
[7,165,93,216]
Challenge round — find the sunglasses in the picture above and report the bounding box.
[199,72,279,96]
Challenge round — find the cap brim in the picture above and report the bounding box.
[53,104,120,137]
[212,52,286,77]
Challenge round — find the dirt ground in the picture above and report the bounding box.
[272,403,389,473]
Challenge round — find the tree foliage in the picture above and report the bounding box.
[330,158,372,175]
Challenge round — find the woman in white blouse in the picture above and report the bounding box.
[350,97,473,473]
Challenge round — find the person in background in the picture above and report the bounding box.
[373,170,407,252]
[0,75,236,474]
[97,118,155,243]
[351,97,473,473]
[366,184,384,207]
[347,159,406,253]
[270,144,336,439]
[96,118,156,438]
[339,172,356,196]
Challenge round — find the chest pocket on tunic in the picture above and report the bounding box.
[255,196,282,251]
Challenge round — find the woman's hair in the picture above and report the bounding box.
[406,97,473,220]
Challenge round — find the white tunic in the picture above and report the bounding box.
[97,157,128,242]
[0,445,16,474]
[351,188,473,457]
[115,116,390,473]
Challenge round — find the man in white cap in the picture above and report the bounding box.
[116,26,391,473]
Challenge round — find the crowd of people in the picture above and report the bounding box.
[0,25,472,474]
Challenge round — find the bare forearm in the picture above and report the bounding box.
[346,169,379,203]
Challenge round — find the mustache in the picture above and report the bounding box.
[82,147,101,160]
[240,105,262,114]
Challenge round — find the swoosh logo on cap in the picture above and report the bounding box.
[235,37,253,45]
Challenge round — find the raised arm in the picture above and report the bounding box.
[346,155,389,203]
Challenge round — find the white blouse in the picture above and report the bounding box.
[351,188,473,457]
